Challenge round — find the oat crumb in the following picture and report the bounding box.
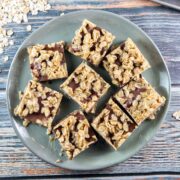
[0,48,3,54]
[7,29,14,36]
[3,55,9,62]
[173,111,180,120]
[56,159,63,163]
[60,12,65,16]
[26,25,32,32]
[9,40,14,46]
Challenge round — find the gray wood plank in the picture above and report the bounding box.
[0,85,180,177]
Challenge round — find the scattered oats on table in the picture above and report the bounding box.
[0,0,51,53]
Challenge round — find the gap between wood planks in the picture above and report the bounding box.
[1,172,180,179]
[50,0,160,11]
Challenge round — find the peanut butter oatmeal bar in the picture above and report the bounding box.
[91,98,137,150]
[103,38,150,87]
[14,80,63,134]
[60,63,110,113]
[53,110,97,160]
[114,75,166,125]
[28,41,68,81]
[67,19,115,66]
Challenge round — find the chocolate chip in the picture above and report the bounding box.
[85,24,92,33]
[93,27,103,36]
[115,59,122,66]
[35,52,40,58]
[37,97,43,111]
[120,43,125,50]
[69,131,74,143]
[85,128,96,142]
[132,87,146,98]
[25,113,46,122]
[32,62,49,81]
[90,89,98,97]
[108,132,114,138]
[100,47,105,55]
[43,44,64,53]
[49,56,53,61]
[68,78,79,92]
[125,87,146,108]
[114,54,122,66]
[98,117,104,125]
[100,82,106,92]
[39,75,48,81]
[108,132,116,144]
[105,104,112,112]
[81,89,99,103]
[125,99,133,108]
[74,112,84,121]
[30,63,34,69]
[56,126,62,134]
[127,121,136,132]
[73,120,79,131]
[90,44,96,51]
[41,60,47,66]
[80,31,85,46]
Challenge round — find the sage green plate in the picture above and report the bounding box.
[6,10,171,170]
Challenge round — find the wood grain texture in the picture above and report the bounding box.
[0,0,180,178]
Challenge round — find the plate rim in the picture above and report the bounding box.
[6,9,171,171]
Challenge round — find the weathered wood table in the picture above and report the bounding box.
[0,0,180,179]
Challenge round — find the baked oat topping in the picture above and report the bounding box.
[28,41,68,81]
[14,80,63,134]
[103,38,150,87]
[92,98,137,150]
[114,75,166,124]
[53,110,97,160]
[60,63,110,113]
[67,19,115,66]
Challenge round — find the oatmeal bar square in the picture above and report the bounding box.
[114,75,166,125]
[91,98,137,150]
[53,110,97,160]
[103,38,150,87]
[67,19,115,66]
[60,63,110,113]
[14,80,63,134]
[28,41,68,81]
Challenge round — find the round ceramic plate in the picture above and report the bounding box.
[7,10,171,170]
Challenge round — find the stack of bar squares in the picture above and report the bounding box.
[14,19,166,160]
